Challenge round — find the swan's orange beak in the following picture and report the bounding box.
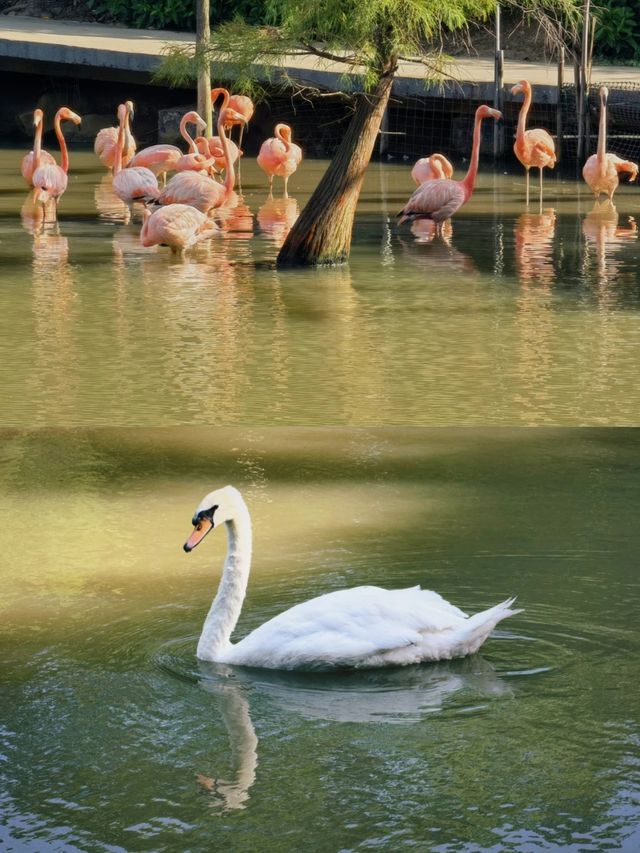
[184,517,213,552]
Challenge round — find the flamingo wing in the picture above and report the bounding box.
[398,179,465,224]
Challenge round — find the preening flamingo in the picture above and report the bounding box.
[257,123,303,196]
[21,109,56,186]
[411,153,454,186]
[127,125,183,184]
[582,87,638,203]
[94,101,136,170]
[173,111,217,175]
[397,105,501,231]
[32,107,82,220]
[112,104,159,215]
[225,93,254,149]
[153,92,245,213]
[183,485,521,669]
[140,204,219,254]
[511,80,556,205]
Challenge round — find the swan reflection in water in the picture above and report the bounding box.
[582,201,637,287]
[514,209,556,287]
[257,196,299,245]
[193,656,510,811]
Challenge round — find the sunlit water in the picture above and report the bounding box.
[2,151,640,426]
[1,428,639,851]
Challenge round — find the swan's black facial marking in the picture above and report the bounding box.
[192,505,218,527]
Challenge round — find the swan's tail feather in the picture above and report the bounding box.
[452,597,523,657]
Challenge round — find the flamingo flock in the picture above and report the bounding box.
[21,78,639,254]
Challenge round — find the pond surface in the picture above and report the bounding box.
[2,150,640,426]
[1,428,639,851]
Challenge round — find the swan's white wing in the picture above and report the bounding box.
[226,586,469,670]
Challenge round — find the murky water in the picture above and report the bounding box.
[1,428,639,851]
[2,151,640,426]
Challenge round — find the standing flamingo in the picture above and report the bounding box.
[411,153,454,186]
[140,204,219,254]
[397,105,501,231]
[94,101,136,170]
[511,80,556,205]
[257,123,303,196]
[153,91,245,213]
[582,87,638,203]
[21,109,56,186]
[127,115,186,185]
[112,104,159,216]
[225,93,254,149]
[32,107,82,220]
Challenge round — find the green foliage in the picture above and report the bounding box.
[86,0,265,31]
[593,1,640,63]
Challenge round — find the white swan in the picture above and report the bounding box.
[184,486,522,670]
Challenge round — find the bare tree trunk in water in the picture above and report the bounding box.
[277,69,394,267]
[196,0,212,136]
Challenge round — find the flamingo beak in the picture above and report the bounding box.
[490,109,503,121]
[510,84,521,96]
[184,517,213,552]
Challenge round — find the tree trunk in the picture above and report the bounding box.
[196,0,212,136]
[277,69,394,267]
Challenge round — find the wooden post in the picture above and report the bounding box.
[556,46,564,164]
[493,5,504,160]
[196,0,212,136]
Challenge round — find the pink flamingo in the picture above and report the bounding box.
[582,87,638,203]
[32,106,82,220]
[153,91,245,214]
[173,111,218,175]
[94,101,136,170]
[411,153,453,186]
[21,109,56,186]
[511,80,556,205]
[112,104,159,215]
[140,204,219,254]
[257,123,303,196]
[398,105,501,231]
[225,93,254,148]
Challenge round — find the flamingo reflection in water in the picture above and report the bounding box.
[257,195,299,246]
[194,657,510,810]
[514,209,557,287]
[582,201,637,289]
[399,219,476,277]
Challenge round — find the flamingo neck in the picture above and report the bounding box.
[33,115,44,169]
[55,114,70,173]
[217,95,236,199]
[461,111,484,196]
[113,113,125,176]
[516,86,531,144]
[197,502,253,661]
[180,115,198,154]
[597,93,607,176]
[276,124,291,152]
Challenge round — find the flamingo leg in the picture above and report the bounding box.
[268,174,274,195]
[238,124,245,153]
[283,176,289,198]
[525,168,530,206]
[539,167,543,205]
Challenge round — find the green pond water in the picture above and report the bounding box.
[1,428,639,851]
[1,151,640,426]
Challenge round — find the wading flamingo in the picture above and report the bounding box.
[582,87,638,203]
[140,204,219,254]
[94,101,136,170]
[397,105,501,232]
[511,80,556,205]
[411,153,454,186]
[127,123,184,185]
[173,111,217,174]
[257,123,303,196]
[183,486,521,669]
[32,107,82,220]
[152,92,245,213]
[112,104,159,216]
[226,93,254,149]
[21,109,56,186]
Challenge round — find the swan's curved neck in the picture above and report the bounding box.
[197,503,252,661]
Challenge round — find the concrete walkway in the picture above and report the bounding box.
[1,15,640,97]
